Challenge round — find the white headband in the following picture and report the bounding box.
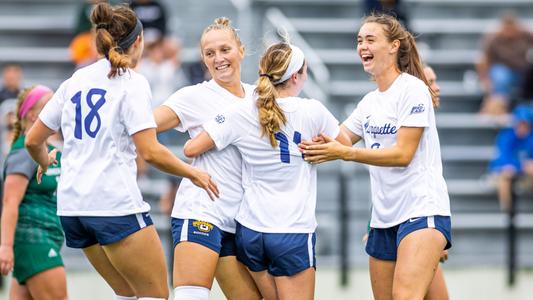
[273,44,305,84]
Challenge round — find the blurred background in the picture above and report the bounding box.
[1,0,533,299]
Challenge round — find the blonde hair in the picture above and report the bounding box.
[200,17,243,51]
[363,14,438,107]
[91,3,138,78]
[255,43,305,147]
[11,86,36,145]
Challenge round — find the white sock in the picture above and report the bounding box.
[115,296,136,300]
[173,286,210,300]
[138,298,166,300]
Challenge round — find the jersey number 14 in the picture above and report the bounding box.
[70,88,106,140]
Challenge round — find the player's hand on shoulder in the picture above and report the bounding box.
[190,168,219,201]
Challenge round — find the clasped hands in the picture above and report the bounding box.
[298,133,347,164]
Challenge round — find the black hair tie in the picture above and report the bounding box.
[96,23,109,30]
[259,73,273,80]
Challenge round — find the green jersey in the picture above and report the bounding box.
[3,135,64,246]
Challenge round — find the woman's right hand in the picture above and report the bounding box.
[0,244,14,275]
[190,169,219,201]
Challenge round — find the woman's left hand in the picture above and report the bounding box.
[299,133,347,164]
[0,244,14,275]
[37,149,58,184]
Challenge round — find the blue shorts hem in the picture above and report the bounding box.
[173,239,220,255]
[366,215,452,261]
[268,265,315,277]
[171,218,236,256]
[365,248,396,261]
[99,224,153,246]
[65,239,97,249]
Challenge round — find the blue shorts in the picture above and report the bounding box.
[171,218,236,257]
[366,215,452,261]
[235,222,316,277]
[60,212,153,249]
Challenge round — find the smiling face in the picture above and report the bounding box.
[201,29,244,85]
[357,22,399,76]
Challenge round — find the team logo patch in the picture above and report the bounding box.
[215,114,225,124]
[48,248,58,258]
[192,221,214,233]
[410,104,425,114]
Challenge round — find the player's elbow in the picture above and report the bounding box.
[24,135,40,151]
[396,153,414,167]
[183,142,200,158]
[137,144,159,164]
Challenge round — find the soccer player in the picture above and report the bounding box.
[300,14,452,300]
[183,42,351,300]
[1,85,67,300]
[24,3,218,300]
[153,17,262,300]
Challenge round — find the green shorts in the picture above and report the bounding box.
[13,243,64,284]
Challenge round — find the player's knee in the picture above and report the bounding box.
[392,279,426,300]
[111,285,135,298]
[41,290,68,300]
[173,285,210,300]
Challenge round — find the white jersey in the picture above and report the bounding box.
[204,97,340,233]
[343,73,451,228]
[39,59,156,216]
[163,80,255,233]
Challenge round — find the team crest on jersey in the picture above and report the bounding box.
[410,104,425,114]
[215,114,225,124]
[192,221,214,233]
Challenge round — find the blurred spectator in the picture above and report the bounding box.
[0,64,22,104]
[489,105,533,212]
[521,65,533,102]
[70,0,100,68]
[364,0,410,32]
[2,112,16,154]
[70,0,124,68]
[159,177,181,216]
[130,0,167,47]
[187,61,211,85]
[137,38,188,108]
[478,12,533,116]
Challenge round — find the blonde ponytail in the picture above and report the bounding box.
[11,86,35,145]
[256,75,286,146]
[255,43,306,147]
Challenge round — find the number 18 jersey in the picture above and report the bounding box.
[204,97,340,233]
[39,59,156,216]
